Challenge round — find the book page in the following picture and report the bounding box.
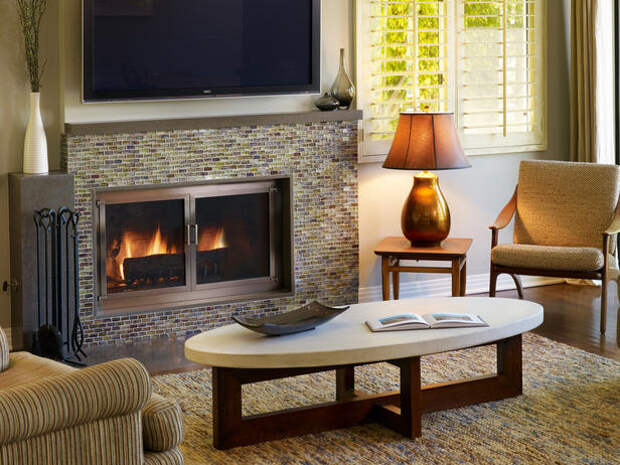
[430,313,479,323]
[423,313,486,328]
[378,314,426,327]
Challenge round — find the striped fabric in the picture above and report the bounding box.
[0,352,75,387]
[142,394,185,452]
[0,352,184,465]
[0,328,8,373]
[0,358,151,445]
[1,412,144,465]
[144,448,184,465]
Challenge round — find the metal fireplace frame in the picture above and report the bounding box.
[93,177,293,315]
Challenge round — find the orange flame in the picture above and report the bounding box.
[108,226,178,283]
[197,226,227,252]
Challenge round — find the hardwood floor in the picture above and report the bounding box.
[479,283,619,361]
[86,283,619,375]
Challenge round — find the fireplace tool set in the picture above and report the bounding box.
[33,207,86,364]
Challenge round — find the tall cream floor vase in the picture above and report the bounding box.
[23,92,48,174]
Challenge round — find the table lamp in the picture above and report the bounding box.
[383,112,471,247]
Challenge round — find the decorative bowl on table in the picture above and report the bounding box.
[232,301,350,336]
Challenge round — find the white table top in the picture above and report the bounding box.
[184,297,543,369]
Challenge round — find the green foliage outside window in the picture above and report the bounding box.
[370,0,531,141]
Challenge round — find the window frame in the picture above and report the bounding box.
[355,0,547,163]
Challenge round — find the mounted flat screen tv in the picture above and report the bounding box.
[83,0,320,102]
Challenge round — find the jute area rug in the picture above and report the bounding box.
[153,333,619,465]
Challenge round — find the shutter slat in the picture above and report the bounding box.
[360,0,543,149]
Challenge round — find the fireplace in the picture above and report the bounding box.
[95,178,292,314]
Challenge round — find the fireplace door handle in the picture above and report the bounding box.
[186,224,199,245]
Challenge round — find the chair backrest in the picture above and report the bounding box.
[0,327,9,372]
[514,160,620,248]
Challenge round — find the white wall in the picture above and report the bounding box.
[0,0,570,328]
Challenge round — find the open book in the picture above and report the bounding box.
[365,313,488,332]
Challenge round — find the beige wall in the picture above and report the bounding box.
[0,0,62,328]
[359,1,571,292]
[62,0,354,122]
[0,0,570,327]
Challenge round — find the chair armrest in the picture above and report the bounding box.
[490,186,518,231]
[0,358,151,446]
[0,327,9,372]
[604,196,620,236]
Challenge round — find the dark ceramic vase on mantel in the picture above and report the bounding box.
[330,48,355,110]
[314,93,340,111]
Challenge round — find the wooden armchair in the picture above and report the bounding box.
[489,160,620,334]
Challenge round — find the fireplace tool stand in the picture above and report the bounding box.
[33,207,86,365]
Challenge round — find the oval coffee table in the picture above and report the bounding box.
[185,297,543,449]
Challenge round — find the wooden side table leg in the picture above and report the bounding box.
[451,258,461,297]
[382,256,391,301]
[460,259,467,296]
[393,259,400,300]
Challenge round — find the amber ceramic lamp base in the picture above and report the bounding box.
[401,171,450,247]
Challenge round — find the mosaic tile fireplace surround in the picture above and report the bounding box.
[62,115,360,346]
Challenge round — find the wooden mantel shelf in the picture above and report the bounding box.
[64,109,363,136]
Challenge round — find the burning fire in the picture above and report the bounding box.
[197,226,227,252]
[107,224,228,286]
[108,226,179,282]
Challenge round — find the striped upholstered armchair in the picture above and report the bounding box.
[0,327,184,465]
[489,160,620,334]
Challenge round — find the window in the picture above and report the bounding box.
[356,0,546,161]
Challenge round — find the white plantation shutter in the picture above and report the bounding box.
[457,0,545,153]
[357,0,454,159]
[356,0,546,162]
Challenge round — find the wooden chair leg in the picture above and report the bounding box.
[489,267,498,297]
[510,274,524,299]
[601,236,610,335]
[600,274,608,335]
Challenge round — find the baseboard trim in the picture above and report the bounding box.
[358,273,562,303]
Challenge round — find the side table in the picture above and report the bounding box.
[374,237,473,301]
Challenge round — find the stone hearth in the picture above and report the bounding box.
[62,115,359,345]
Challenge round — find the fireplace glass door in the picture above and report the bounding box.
[96,178,291,314]
[105,199,187,294]
[195,193,270,285]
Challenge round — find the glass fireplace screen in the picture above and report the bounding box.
[106,199,186,294]
[96,179,290,313]
[195,193,270,285]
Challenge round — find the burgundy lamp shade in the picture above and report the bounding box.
[383,113,470,170]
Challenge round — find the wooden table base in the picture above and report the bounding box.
[211,335,522,449]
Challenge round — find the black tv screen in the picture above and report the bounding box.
[83,0,320,101]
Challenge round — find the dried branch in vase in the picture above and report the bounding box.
[16,0,47,92]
